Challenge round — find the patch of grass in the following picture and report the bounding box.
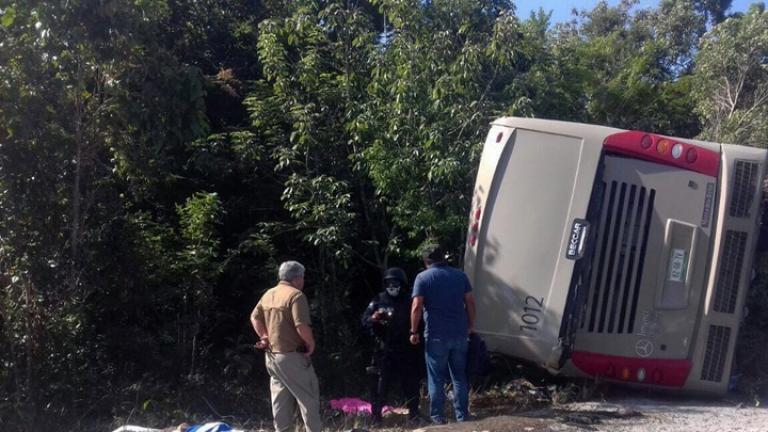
[470,377,596,418]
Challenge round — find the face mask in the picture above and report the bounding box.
[385,280,401,297]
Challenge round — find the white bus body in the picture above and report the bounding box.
[464,117,766,394]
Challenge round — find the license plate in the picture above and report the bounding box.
[668,248,687,283]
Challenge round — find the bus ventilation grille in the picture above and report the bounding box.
[581,181,655,334]
[729,161,758,218]
[713,230,747,314]
[701,325,731,382]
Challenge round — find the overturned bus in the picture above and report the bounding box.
[464,117,767,394]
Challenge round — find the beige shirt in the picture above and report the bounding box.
[254,282,312,353]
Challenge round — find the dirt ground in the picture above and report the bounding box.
[411,396,768,432]
[108,393,768,432]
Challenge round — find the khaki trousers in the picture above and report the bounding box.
[265,352,322,432]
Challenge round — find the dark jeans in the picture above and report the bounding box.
[425,337,469,423]
[369,350,421,421]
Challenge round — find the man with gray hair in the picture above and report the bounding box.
[250,260,321,432]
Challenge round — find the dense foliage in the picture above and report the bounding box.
[1,0,768,430]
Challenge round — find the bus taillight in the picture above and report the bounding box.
[671,143,684,159]
[571,351,692,387]
[656,138,671,154]
[686,147,698,163]
[640,134,653,149]
[637,368,647,382]
[652,369,664,384]
[603,131,719,177]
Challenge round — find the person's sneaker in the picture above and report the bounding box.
[407,414,430,426]
[430,417,446,425]
[457,414,475,422]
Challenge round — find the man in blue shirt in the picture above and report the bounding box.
[409,243,476,424]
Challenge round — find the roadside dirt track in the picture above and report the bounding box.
[413,396,768,432]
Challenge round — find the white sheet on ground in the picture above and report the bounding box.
[111,427,162,432]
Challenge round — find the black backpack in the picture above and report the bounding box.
[466,333,491,378]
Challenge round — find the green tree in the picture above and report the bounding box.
[175,192,225,376]
[552,0,701,135]
[656,0,707,72]
[694,3,768,146]
[246,0,379,388]
[4,0,765,428]
[0,0,246,426]
[696,0,733,25]
[360,0,524,252]
[248,0,531,387]
[0,1,143,422]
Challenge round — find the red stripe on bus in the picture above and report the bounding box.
[571,350,692,387]
[604,131,719,177]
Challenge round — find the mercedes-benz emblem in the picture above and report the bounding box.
[635,339,654,358]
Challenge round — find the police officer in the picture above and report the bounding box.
[361,267,422,424]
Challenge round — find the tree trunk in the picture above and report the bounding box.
[70,91,83,295]
[23,279,39,425]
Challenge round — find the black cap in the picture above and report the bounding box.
[421,243,446,263]
[383,267,408,286]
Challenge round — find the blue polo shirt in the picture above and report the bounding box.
[412,263,472,340]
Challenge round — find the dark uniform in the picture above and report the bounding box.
[361,268,422,423]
